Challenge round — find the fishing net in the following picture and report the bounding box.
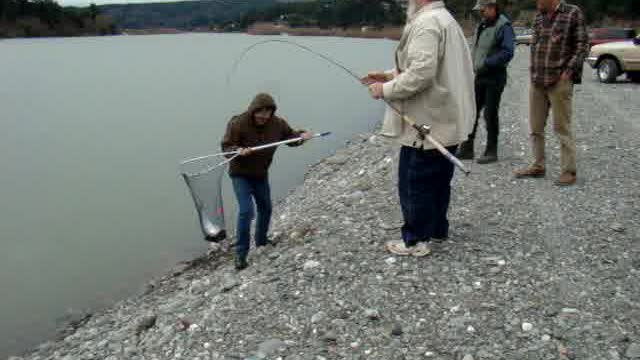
[179,133,330,243]
[180,156,235,243]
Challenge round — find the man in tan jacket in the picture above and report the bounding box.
[363,0,475,256]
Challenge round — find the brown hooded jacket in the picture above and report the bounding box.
[221,93,304,178]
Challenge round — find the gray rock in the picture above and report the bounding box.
[626,343,640,358]
[221,276,240,292]
[364,308,380,320]
[607,349,621,360]
[611,223,625,233]
[255,339,286,358]
[321,331,337,343]
[134,315,157,336]
[326,156,348,165]
[391,323,403,336]
[311,311,326,324]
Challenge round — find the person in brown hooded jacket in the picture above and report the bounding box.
[222,93,311,270]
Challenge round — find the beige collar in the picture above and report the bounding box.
[409,1,445,22]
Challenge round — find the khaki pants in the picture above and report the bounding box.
[529,79,576,174]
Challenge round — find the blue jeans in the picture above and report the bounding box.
[398,145,457,246]
[231,176,272,258]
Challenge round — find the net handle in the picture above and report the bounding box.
[180,132,331,166]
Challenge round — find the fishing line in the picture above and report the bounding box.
[228,39,470,175]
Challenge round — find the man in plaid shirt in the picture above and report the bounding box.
[513,0,588,186]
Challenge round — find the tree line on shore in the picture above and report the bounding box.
[245,0,638,29]
[2,0,637,38]
[0,0,116,37]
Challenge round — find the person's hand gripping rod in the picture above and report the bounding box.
[362,71,470,176]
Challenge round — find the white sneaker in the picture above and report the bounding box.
[412,242,432,257]
[207,242,221,254]
[385,240,414,256]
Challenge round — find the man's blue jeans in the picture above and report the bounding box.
[398,145,457,246]
[231,176,272,258]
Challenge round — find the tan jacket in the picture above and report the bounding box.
[381,1,476,150]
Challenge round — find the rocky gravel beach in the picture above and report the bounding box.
[12,47,640,360]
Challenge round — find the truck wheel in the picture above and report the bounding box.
[597,58,619,83]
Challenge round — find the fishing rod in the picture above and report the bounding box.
[229,39,470,176]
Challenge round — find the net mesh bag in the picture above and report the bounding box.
[180,159,229,242]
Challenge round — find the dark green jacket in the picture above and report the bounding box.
[473,14,515,76]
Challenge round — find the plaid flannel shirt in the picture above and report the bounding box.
[530,1,588,87]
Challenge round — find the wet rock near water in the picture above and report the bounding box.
[16,48,640,360]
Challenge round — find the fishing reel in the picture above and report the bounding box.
[412,124,431,140]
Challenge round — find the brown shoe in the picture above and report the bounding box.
[513,166,546,178]
[555,172,576,186]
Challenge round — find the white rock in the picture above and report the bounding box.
[522,322,533,332]
[467,325,476,333]
[385,257,397,265]
[541,334,551,342]
[303,260,321,270]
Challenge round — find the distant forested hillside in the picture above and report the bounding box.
[99,0,276,30]
[99,0,638,32]
[0,0,116,37]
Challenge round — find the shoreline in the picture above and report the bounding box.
[11,47,640,360]
[246,23,403,40]
[2,25,404,40]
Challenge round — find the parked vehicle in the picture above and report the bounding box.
[586,35,640,83]
[514,26,533,46]
[589,28,636,47]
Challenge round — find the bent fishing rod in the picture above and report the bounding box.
[229,39,470,176]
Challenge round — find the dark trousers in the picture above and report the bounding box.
[398,145,457,246]
[468,71,507,152]
[231,176,272,258]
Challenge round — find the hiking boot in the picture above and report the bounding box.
[385,240,415,256]
[256,239,275,247]
[476,152,498,164]
[456,140,474,160]
[431,236,447,243]
[513,166,546,178]
[235,255,248,271]
[412,242,432,257]
[555,172,576,186]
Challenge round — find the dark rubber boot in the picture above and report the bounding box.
[456,140,474,160]
[477,134,498,164]
[235,255,248,271]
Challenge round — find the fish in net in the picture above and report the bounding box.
[180,132,331,242]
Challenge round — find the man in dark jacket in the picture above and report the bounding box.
[222,93,311,270]
[457,0,514,164]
